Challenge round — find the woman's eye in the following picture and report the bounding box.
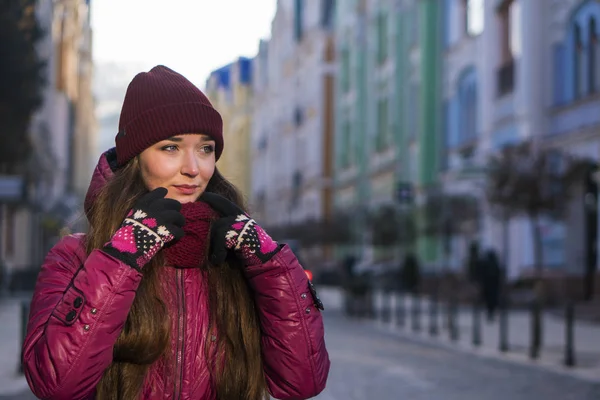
[201,145,215,154]
[161,145,178,152]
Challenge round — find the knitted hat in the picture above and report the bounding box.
[115,65,223,166]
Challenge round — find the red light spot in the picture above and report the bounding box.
[304,270,313,281]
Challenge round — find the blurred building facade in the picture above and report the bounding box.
[250,0,336,264]
[438,0,487,273]
[0,0,96,281]
[467,0,600,280]
[206,57,254,200]
[542,0,600,282]
[328,0,600,284]
[333,0,439,264]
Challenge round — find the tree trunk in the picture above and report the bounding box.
[531,215,544,279]
[531,214,545,352]
[502,216,509,272]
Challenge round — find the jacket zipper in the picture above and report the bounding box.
[173,269,185,400]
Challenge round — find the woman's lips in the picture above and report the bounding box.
[173,185,199,195]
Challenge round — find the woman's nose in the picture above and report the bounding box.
[181,151,199,176]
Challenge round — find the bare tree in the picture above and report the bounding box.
[320,211,354,246]
[366,204,416,249]
[420,187,480,270]
[485,141,588,279]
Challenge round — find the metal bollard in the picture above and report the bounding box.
[564,302,576,367]
[18,300,30,374]
[472,302,482,347]
[396,293,405,328]
[375,290,383,322]
[499,298,509,352]
[411,295,421,332]
[429,295,439,337]
[389,293,397,327]
[445,300,452,332]
[382,292,391,323]
[449,298,459,342]
[529,301,542,360]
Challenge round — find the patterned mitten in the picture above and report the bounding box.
[102,187,185,270]
[199,192,280,266]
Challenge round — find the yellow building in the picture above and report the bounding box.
[53,0,97,198]
[205,57,253,202]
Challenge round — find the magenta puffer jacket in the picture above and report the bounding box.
[22,150,330,399]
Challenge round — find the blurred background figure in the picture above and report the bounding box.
[479,249,502,321]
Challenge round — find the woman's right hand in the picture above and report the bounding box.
[102,187,185,270]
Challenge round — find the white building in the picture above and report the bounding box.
[441,0,600,285]
[250,0,336,242]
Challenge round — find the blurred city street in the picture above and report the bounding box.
[2,290,600,400]
[315,311,600,400]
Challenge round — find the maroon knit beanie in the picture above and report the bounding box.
[115,65,224,166]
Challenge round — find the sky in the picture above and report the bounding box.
[90,0,277,86]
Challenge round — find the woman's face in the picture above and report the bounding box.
[138,133,216,203]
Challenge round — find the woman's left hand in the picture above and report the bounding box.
[200,192,280,266]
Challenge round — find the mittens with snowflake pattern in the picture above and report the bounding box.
[199,192,280,266]
[102,187,185,270]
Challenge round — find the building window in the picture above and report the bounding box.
[567,1,600,101]
[407,84,419,141]
[457,67,478,144]
[321,0,335,28]
[496,0,520,96]
[258,135,268,151]
[508,1,522,57]
[441,101,450,171]
[341,49,350,92]
[575,24,587,98]
[443,0,455,48]
[446,97,460,148]
[375,97,389,152]
[291,171,303,207]
[340,121,352,168]
[294,107,304,127]
[590,18,599,93]
[408,146,418,183]
[553,43,567,106]
[294,0,304,42]
[465,0,484,36]
[408,6,419,46]
[376,13,388,65]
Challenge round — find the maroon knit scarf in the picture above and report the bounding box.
[163,201,219,268]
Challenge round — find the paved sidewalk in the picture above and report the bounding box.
[0,297,33,397]
[369,291,600,382]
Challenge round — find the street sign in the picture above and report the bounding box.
[395,181,413,204]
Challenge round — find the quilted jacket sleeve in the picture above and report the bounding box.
[22,234,144,400]
[244,245,330,400]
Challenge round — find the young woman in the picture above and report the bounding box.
[22,65,330,400]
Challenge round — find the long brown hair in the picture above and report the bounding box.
[88,158,268,400]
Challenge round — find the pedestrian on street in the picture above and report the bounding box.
[21,66,330,400]
[479,249,502,322]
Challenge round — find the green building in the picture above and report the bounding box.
[333,0,443,268]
